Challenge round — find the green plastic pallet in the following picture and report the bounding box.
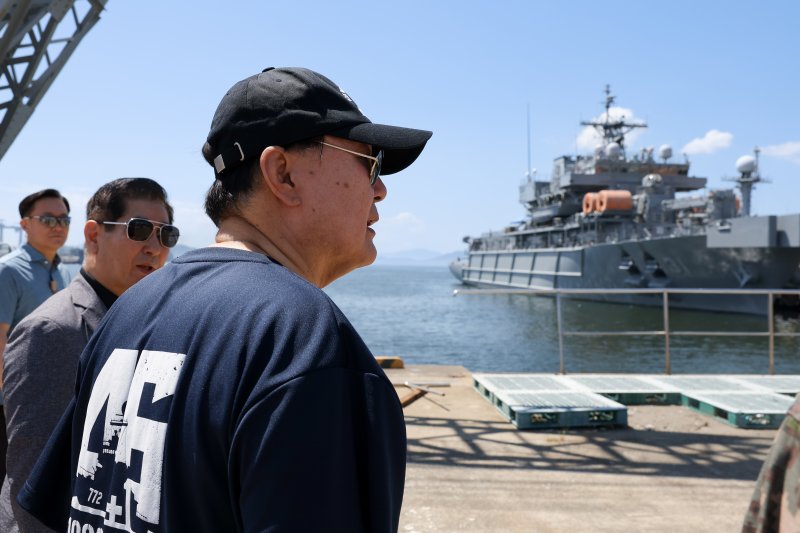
[484,387,627,430]
[681,391,794,429]
[471,372,797,431]
[568,375,682,406]
[473,373,579,414]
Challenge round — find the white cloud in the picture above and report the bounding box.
[383,211,425,233]
[575,106,646,151]
[681,129,733,155]
[761,141,800,165]
[372,211,428,253]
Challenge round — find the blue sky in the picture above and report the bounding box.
[1,1,798,255]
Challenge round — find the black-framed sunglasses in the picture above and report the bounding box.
[315,141,384,185]
[99,218,180,248]
[26,215,71,228]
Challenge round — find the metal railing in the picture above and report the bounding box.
[453,287,800,375]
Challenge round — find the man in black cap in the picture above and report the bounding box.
[18,67,431,533]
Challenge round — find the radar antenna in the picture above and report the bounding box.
[525,102,536,180]
[730,146,768,217]
[0,0,108,162]
[580,85,647,155]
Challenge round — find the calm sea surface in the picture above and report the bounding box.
[64,262,800,374]
[324,264,800,375]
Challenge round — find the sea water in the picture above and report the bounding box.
[325,264,800,374]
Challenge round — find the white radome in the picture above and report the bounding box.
[736,155,757,174]
[605,142,621,158]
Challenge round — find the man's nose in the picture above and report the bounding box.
[373,176,387,202]
[142,230,162,254]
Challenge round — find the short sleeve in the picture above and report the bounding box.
[231,368,406,533]
[0,264,19,325]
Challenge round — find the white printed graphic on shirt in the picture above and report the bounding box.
[71,348,186,531]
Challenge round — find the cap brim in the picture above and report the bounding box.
[329,122,432,175]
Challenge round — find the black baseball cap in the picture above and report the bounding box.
[206,67,432,178]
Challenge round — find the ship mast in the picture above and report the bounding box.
[580,85,647,155]
[735,147,764,217]
[526,102,535,180]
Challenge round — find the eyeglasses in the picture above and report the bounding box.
[25,215,71,228]
[99,218,180,248]
[315,141,383,185]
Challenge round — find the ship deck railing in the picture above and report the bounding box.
[453,287,800,375]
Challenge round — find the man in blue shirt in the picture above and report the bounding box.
[0,189,71,358]
[20,67,431,532]
[0,188,70,481]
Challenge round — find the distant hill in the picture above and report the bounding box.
[374,249,464,266]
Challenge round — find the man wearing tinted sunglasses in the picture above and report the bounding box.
[1,178,176,533]
[0,189,71,360]
[20,67,431,533]
[0,188,71,483]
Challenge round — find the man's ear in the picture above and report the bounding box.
[84,220,100,254]
[259,146,302,207]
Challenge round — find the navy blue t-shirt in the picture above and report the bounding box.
[19,248,406,532]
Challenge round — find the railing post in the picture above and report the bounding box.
[663,291,671,375]
[768,292,775,375]
[556,292,565,374]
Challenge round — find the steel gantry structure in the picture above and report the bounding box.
[0,0,107,162]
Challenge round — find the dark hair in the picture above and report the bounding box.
[202,138,321,227]
[19,189,70,218]
[87,178,174,224]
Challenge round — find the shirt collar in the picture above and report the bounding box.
[79,268,118,309]
[22,243,61,266]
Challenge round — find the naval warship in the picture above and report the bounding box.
[450,87,800,315]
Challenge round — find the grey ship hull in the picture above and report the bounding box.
[457,235,800,315]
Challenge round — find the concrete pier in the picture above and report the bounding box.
[391,365,780,532]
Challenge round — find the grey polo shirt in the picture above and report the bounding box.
[0,243,68,332]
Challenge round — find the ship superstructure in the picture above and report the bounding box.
[451,87,800,314]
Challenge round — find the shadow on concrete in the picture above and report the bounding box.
[405,415,773,481]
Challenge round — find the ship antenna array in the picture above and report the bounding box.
[726,146,769,217]
[526,102,535,181]
[580,84,647,153]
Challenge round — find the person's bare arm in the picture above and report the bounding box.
[0,322,10,389]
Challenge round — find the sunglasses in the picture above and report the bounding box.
[100,218,180,248]
[315,141,384,185]
[26,215,71,228]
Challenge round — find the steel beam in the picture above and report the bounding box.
[0,0,107,162]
